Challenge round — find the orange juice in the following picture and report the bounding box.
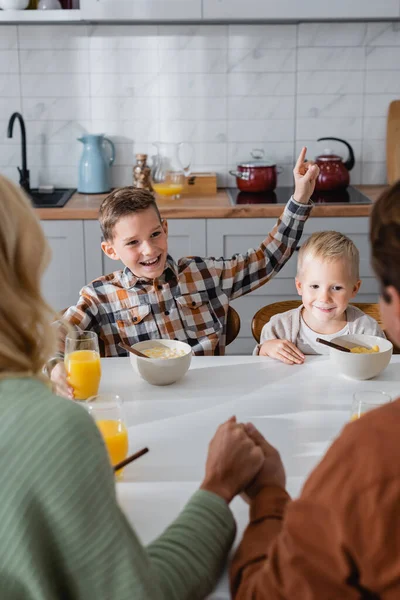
[96,420,129,471]
[65,349,101,400]
[152,183,183,197]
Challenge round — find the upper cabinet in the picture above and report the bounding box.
[202,0,400,21]
[80,0,201,20]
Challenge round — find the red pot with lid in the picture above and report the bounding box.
[229,149,283,192]
[315,137,355,192]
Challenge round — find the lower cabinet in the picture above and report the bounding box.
[41,220,86,312]
[206,217,379,355]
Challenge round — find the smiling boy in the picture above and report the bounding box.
[49,148,318,397]
[256,230,385,364]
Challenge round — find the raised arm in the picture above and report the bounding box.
[216,148,319,300]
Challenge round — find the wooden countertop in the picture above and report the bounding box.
[35,185,388,220]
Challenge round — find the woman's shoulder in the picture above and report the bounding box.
[0,377,96,434]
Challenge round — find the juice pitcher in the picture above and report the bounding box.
[78,134,115,194]
[151,142,192,199]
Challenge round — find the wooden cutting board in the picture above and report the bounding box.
[386,100,400,184]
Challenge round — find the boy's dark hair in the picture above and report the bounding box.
[370,180,400,301]
[99,187,161,241]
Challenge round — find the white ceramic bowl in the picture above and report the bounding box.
[330,334,393,380]
[129,339,192,386]
[0,0,30,9]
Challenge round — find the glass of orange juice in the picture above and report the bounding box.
[351,390,392,420]
[85,393,129,478]
[65,331,101,401]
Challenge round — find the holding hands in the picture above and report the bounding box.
[201,416,286,504]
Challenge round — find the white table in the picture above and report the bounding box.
[99,355,400,598]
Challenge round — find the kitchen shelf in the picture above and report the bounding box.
[0,9,81,22]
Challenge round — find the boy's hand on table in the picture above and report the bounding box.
[259,339,304,365]
[200,416,264,504]
[242,423,286,502]
[50,362,74,400]
[293,146,320,204]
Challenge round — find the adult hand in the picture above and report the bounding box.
[293,147,320,204]
[259,339,305,365]
[200,416,264,504]
[50,362,74,399]
[242,423,286,502]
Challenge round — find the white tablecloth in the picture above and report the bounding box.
[99,355,400,598]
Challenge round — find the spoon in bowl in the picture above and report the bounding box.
[119,342,150,359]
[316,338,351,352]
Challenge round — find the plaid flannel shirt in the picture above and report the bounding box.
[59,198,311,357]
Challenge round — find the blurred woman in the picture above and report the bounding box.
[0,175,264,600]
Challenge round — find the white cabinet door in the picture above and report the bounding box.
[207,217,379,355]
[41,221,86,312]
[203,0,399,20]
[84,219,206,280]
[81,0,201,20]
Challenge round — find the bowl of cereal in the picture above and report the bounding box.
[329,334,393,380]
[129,339,192,386]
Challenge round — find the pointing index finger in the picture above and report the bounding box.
[294,147,307,172]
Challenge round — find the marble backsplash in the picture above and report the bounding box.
[0,21,399,189]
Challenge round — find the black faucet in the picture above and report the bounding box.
[7,112,30,194]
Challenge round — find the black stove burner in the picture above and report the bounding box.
[227,186,371,205]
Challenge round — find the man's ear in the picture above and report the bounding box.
[295,277,303,296]
[162,219,168,236]
[101,240,120,261]
[351,279,362,298]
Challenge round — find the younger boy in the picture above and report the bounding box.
[256,231,385,364]
[49,148,318,397]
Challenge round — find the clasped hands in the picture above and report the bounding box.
[200,416,286,504]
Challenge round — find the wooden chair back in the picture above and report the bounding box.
[226,306,241,346]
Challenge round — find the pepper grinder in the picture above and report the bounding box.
[133,154,153,192]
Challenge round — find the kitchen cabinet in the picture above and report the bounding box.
[206,217,379,355]
[80,0,201,21]
[41,221,86,312]
[83,219,206,281]
[202,0,400,21]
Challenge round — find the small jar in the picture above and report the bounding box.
[133,154,153,192]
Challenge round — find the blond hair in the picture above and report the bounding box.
[99,187,161,241]
[297,231,360,281]
[0,175,56,376]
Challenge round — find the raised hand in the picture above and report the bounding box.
[293,146,320,204]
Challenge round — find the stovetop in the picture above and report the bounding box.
[227,186,371,205]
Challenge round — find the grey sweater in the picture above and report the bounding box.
[255,304,385,355]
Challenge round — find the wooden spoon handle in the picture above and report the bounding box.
[316,337,351,352]
[118,342,149,358]
[113,447,149,472]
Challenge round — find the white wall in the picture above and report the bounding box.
[0,21,398,189]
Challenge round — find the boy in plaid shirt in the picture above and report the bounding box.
[50,148,319,398]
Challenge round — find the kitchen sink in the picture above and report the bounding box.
[28,188,76,208]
